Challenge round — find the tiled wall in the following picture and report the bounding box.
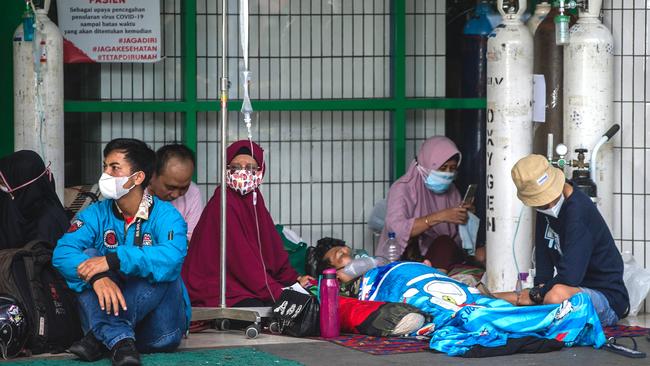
[604,0,650,311]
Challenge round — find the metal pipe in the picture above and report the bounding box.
[219,0,229,309]
[590,124,620,185]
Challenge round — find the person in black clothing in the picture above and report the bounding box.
[0,150,68,249]
[505,154,629,326]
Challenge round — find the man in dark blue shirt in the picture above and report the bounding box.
[509,154,629,326]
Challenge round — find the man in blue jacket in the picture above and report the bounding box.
[507,154,629,326]
[54,138,191,366]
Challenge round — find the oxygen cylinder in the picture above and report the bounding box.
[526,1,551,36]
[532,3,576,155]
[485,0,534,292]
[458,0,495,248]
[13,1,64,201]
[563,0,614,227]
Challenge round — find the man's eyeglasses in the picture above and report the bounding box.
[226,164,261,174]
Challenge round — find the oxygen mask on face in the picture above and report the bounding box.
[340,256,388,279]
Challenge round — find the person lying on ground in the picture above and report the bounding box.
[308,242,607,357]
[360,261,606,356]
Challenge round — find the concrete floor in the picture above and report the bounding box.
[23,314,650,365]
[174,314,650,365]
[256,339,650,366]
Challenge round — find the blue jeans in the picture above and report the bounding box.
[580,287,619,327]
[77,250,187,352]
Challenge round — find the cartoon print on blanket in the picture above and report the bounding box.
[359,262,606,356]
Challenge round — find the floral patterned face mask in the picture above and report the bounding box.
[226,169,263,195]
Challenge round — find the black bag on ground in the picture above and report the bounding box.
[271,289,320,337]
[0,240,83,354]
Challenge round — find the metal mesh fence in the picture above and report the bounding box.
[66,111,183,184]
[405,0,446,97]
[196,0,392,100]
[99,0,182,100]
[603,0,650,310]
[405,109,446,165]
[67,0,448,254]
[197,110,392,252]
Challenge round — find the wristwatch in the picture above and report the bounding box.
[528,286,544,304]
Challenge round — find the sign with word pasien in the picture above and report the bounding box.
[58,0,161,63]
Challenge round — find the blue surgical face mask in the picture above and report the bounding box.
[419,167,456,193]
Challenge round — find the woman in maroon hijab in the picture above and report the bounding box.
[182,140,311,307]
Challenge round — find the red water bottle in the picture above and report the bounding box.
[319,268,340,338]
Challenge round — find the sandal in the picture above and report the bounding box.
[603,337,646,358]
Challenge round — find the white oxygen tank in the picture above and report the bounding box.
[13,1,64,201]
[526,1,551,36]
[564,0,614,227]
[485,0,534,292]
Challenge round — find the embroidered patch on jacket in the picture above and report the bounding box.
[103,229,118,249]
[142,233,153,246]
[67,219,84,233]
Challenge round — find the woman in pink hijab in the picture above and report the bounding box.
[376,136,484,271]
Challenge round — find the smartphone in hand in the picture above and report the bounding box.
[462,184,477,206]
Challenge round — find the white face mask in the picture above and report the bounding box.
[98,172,138,200]
[536,193,565,218]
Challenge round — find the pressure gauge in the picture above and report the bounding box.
[556,143,568,156]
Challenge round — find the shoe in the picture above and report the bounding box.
[110,338,141,366]
[68,332,108,362]
[391,312,425,336]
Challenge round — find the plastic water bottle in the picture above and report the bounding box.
[319,268,340,338]
[386,232,400,262]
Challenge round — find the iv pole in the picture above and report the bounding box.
[190,0,270,339]
[219,0,228,312]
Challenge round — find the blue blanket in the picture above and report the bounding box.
[359,262,606,356]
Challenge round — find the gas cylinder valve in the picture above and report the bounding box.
[546,133,570,169]
[568,148,590,172]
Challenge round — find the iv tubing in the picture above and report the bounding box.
[511,205,525,291]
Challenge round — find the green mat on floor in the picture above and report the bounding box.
[5,348,303,366]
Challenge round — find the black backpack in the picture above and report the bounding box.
[0,240,82,354]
